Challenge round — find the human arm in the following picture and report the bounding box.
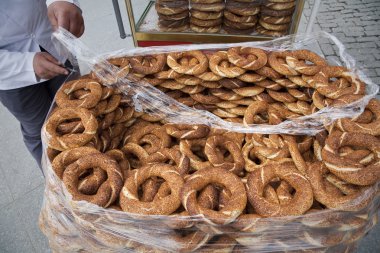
[0,50,68,88]
[46,0,84,37]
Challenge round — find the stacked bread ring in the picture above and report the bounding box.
[257,0,297,36]
[156,0,190,32]
[189,0,225,33]
[223,0,260,34]
[42,47,380,252]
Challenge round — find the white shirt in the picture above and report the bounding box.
[0,0,79,90]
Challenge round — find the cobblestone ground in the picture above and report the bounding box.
[303,0,380,86]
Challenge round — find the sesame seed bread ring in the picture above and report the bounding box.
[287,88,312,101]
[181,85,206,94]
[191,0,223,3]
[158,11,189,21]
[155,1,189,15]
[179,139,212,170]
[159,23,190,32]
[260,15,292,25]
[255,80,282,90]
[267,90,297,103]
[321,131,380,186]
[77,167,107,195]
[121,143,149,169]
[129,125,171,154]
[233,86,265,97]
[212,108,239,118]
[169,229,212,253]
[63,153,123,208]
[167,50,209,75]
[190,9,223,20]
[237,72,266,83]
[147,147,190,176]
[204,135,245,175]
[165,124,210,139]
[246,162,313,217]
[45,108,98,151]
[51,146,100,179]
[56,120,84,135]
[120,163,184,215]
[267,0,296,2]
[106,149,131,180]
[285,50,328,76]
[256,24,289,37]
[268,51,299,76]
[219,78,247,89]
[159,80,186,90]
[226,2,260,16]
[336,99,380,136]
[227,47,267,71]
[259,19,290,31]
[224,11,257,23]
[264,1,296,11]
[314,66,366,99]
[191,90,223,104]
[209,51,246,78]
[56,79,102,109]
[175,75,203,85]
[155,69,183,79]
[210,88,243,101]
[159,17,190,28]
[243,101,270,126]
[250,134,291,162]
[129,54,166,75]
[191,3,226,12]
[216,101,239,109]
[199,81,222,88]
[197,71,224,81]
[305,162,373,211]
[190,23,222,33]
[261,6,295,17]
[224,18,257,30]
[256,65,283,79]
[222,24,255,35]
[181,167,247,225]
[190,16,222,27]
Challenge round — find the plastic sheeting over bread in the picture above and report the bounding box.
[51,28,378,135]
[38,28,380,253]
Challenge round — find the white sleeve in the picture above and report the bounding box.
[46,0,81,8]
[0,50,38,88]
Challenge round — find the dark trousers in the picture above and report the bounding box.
[0,74,69,167]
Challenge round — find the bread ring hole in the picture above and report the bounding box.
[56,118,84,136]
[139,134,160,150]
[215,146,233,161]
[248,149,263,165]
[189,143,208,162]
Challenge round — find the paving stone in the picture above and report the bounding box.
[0,202,35,253]
[0,169,13,208]
[0,105,44,200]
[15,184,51,253]
[320,43,335,55]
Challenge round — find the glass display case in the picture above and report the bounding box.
[124,0,306,47]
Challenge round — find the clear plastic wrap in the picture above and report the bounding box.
[51,28,378,135]
[39,28,380,253]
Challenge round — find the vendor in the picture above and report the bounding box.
[0,0,84,168]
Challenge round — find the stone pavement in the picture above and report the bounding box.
[302,0,380,86]
[0,0,379,252]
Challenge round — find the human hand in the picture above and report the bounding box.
[47,1,84,37]
[33,52,69,80]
